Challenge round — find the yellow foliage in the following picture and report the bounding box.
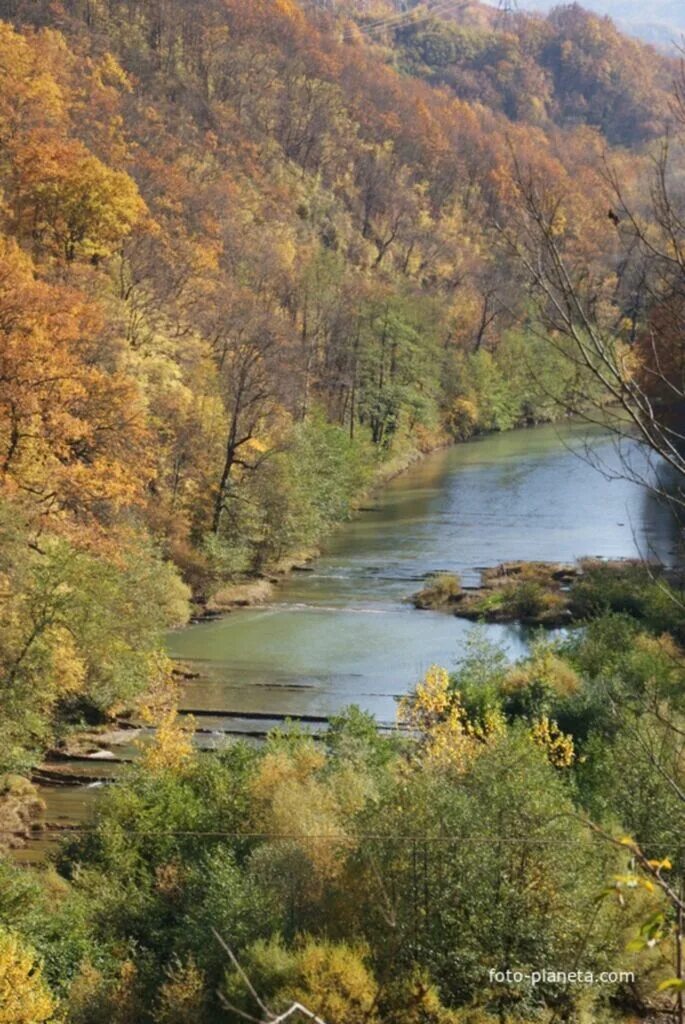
[137,659,194,772]
[399,665,453,729]
[388,970,460,1024]
[633,631,684,674]
[446,397,480,440]
[13,138,147,260]
[330,763,376,817]
[251,743,352,880]
[281,940,380,1024]
[399,666,504,772]
[252,744,326,794]
[0,928,56,1024]
[502,647,581,699]
[66,959,144,1024]
[549,205,567,236]
[46,627,87,696]
[154,956,206,1024]
[94,52,132,92]
[138,708,194,774]
[530,715,575,768]
[137,652,182,719]
[0,23,67,140]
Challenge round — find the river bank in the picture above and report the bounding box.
[192,434,454,619]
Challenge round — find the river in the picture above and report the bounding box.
[168,420,679,724]
[24,420,680,860]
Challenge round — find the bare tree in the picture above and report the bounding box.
[499,83,685,505]
[211,302,284,534]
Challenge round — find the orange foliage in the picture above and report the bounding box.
[0,236,150,534]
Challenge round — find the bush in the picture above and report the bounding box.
[430,572,462,601]
[0,927,56,1024]
[414,572,462,608]
[505,580,546,619]
[570,562,685,640]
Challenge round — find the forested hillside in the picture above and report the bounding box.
[2,2,685,1023]
[392,1,673,142]
[1,0,668,768]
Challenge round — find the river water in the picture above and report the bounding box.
[25,421,680,858]
[169,421,679,725]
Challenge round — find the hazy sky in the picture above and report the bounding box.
[515,1,616,9]
[487,0,665,13]
[482,0,684,47]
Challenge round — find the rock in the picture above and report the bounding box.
[206,579,275,612]
[0,775,46,850]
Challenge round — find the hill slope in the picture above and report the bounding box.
[0,0,673,767]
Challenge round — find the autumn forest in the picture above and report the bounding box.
[2,1,685,1022]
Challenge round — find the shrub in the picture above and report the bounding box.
[415,572,462,607]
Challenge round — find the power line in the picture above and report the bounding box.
[33,828,684,850]
[361,1,467,37]
[495,0,519,28]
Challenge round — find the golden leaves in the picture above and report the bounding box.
[0,233,152,536]
[399,666,504,773]
[0,929,56,1024]
[251,743,351,880]
[530,715,575,768]
[137,656,194,774]
[138,709,194,775]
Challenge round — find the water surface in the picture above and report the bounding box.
[168,422,679,725]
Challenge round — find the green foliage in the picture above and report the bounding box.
[345,730,623,1016]
[570,562,685,640]
[0,509,190,772]
[251,417,374,566]
[456,349,521,433]
[6,604,683,1023]
[446,329,602,439]
[357,295,443,447]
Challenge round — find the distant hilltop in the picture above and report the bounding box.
[487,0,685,50]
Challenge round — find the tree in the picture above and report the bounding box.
[222,936,380,1024]
[501,112,685,500]
[346,731,624,1019]
[0,928,56,1024]
[210,299,287,534]
[10,138,145,263]
[0,235,151,532]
